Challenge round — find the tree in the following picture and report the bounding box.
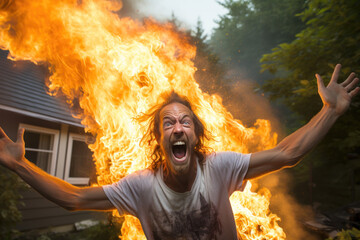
[191,19,226,94]
[211,0,306,84]
[261,0,360,207]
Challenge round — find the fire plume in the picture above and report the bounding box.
[0,0,285,238]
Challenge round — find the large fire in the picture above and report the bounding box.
[0,0,285,238]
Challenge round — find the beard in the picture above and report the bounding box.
[162,140,197,177]
[166,157,191,175]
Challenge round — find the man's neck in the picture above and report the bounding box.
[163,158,197,193]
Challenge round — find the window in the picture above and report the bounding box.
[64,133,96,185]
[20,124,59,175]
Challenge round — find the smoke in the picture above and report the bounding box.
[117,0,145,19]
[194,54,283,137]
[257,172,320,240]
[222,80,282,131]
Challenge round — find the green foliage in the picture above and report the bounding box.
[261,0,360,113]
[0,166,25,240]
[326,228,360,240]
[211,0,306,83]
[261,0,360,206]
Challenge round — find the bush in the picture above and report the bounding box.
[326,228,360,240]
[0,166,25,239]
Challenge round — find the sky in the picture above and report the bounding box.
[136,0,228,37]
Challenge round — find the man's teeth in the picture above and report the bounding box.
[173,141,185,146]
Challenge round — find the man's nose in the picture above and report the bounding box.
[173,122,184,136]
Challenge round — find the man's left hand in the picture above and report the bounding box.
[316,64,359,116]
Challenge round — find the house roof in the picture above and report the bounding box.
[0,50,82,127]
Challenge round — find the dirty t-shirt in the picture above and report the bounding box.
[103,151,250,240]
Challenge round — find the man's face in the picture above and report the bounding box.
[159,102,198,175]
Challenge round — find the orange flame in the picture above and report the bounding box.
[0,0,285,238]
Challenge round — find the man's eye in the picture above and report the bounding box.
[164,122,172,128]
[183,121,190,126]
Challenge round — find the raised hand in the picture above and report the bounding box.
[316,64,359,116]
[0,127,25,171]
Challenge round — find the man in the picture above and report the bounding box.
[0,64,358,239]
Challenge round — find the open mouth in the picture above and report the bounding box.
[172,141,187,161]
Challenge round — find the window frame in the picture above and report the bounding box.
[19,123,59,176]
[64,133,94,185]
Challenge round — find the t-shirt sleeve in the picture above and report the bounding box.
[102,170,153,216]
[209,151,251,195]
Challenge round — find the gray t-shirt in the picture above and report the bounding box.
[103,151,250,240]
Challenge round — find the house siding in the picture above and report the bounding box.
[17,188,106,231]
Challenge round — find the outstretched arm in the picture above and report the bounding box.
[0,127,114,211]
[245,64,359,180]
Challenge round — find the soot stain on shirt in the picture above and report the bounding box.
[151,193,222,240]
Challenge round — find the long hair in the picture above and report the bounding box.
[139,91,213,172]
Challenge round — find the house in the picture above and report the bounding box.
[0,50,106,232]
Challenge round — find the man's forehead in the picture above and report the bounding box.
[160,102,193,119]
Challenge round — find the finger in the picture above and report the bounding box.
[0,127,9,139]
[16,128,25,144]
[330,63,342,84]
[341,72,356,87]
[345,78,359,92]
[316,73,326,91]
[349,86,360,98]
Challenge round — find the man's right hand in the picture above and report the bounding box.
[0,127,25,171]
